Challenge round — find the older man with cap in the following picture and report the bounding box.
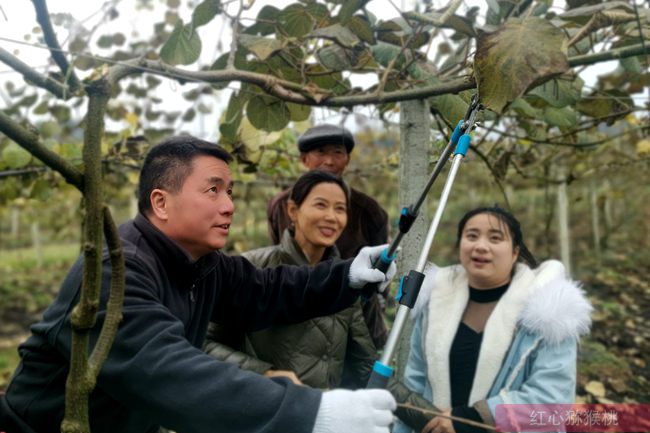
[267,124,390,350]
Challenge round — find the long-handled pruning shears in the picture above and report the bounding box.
[364,93,483,388]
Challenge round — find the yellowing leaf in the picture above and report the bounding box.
[239,117,283,152]
[637,139,650,155]
[2,142,32,169]
[126,112,139,129]
[585,381,606,398]
[238,34,284,61]
[475,17,569,113]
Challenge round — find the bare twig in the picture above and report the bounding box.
[0,46,69,99]
[397,403,497,431]
[226,0,246,69]
[403,0,465,27]
[491,125,647,148]
[568,11,638,48]
[469,144,511,206]
[31,0,82,92]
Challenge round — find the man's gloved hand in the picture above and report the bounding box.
[348,244,397,292]
[312,389,396,433]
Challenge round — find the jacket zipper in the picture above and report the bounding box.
[189,283,196,303]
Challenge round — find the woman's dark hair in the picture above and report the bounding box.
[456,205,538,268]
[289,170,350,208]
[138,135,232,215]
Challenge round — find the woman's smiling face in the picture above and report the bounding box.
[289,182,348,250]
[459,212,519,289]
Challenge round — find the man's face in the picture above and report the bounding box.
[300,143,350,176]
[157,155,235,259]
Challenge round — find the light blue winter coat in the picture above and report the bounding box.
[394,260,592,432]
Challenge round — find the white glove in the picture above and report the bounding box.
[348,244,397,292]
[312,389,396,433]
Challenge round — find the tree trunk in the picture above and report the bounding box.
[556,166,571,277]
[394,99,430,378]
[31,221,43,268]
[11,207,20,241]
[589,179,601,261]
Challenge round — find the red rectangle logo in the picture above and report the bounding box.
[495,404,650,432]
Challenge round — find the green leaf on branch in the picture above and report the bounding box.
[309,24,360,48]
[238,34,285,61]
[30,178,52,201]
[349,15,376,44]
[509,98,542,118]
[475,17,569,113]
[376,19,431,48]
[246,5,280,36]
[2,142,32,169]
[338,0,367,25]
[247,95,291,131]
[220,92,247,143]
[543,106,577,128]
[278,4,317,38]
[317,45,354,70]
[192,0,220,28]
[527,77,583,108]
[371,42,412,70]
[160,20,202,65]
[287,102,311,122]
[576,90,634,120]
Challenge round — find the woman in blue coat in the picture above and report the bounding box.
[393,206,592,433]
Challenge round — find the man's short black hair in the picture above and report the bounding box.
[138,135,233,215]
[297,124,355,154]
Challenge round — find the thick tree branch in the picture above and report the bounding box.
[31,0,82,92]
[0,110,83,189]
[568,43,650,67]
[88,206,125,376]
[0,47,69,99]
[62,79,111,433]
[108,58,476,105]
[99,39,646,110]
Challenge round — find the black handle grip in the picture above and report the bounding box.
[360,253,392,300]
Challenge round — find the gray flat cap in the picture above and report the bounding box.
[297,124,355,153]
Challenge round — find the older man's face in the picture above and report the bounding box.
[300,143,349,176]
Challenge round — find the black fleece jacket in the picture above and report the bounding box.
[5,214,357,433]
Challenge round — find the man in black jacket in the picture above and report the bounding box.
[1,136,396,433]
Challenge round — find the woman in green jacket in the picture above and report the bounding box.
[204,170,377,389]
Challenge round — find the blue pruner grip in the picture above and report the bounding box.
[451,120,464,145]
[455,134,471,156]
[360,248,397,300]
[366,360,394,389]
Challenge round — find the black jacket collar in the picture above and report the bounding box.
[133,213,220,284]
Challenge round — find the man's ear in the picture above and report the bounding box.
[150,189,169,221]
[299,153,309,167]
[287,199,298,223]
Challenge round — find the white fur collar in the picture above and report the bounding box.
[414,260,592,409]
